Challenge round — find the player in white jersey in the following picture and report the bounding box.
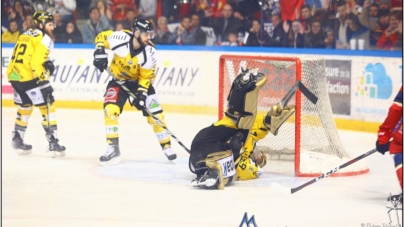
[93,18,177,165]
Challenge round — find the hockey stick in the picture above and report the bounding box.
[45,94,52,140]
[105,70,191,154]
[278,80,318,111]
[270,148,377,194]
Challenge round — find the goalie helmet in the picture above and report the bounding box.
[132,18,155,39]
[33,10,53,27]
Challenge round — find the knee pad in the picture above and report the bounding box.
[104,104,120,138]
[196,150,235,190]
[104,104,120,120]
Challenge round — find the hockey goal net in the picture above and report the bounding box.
[219,55,369,177]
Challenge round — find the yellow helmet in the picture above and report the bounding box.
[33,10,53,27]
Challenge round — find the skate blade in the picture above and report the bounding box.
[52,151,66,158]
[100,156,121,166]
[14,149,32,155]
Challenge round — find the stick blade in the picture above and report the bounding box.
[270,182,292,195]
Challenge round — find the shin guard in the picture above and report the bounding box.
[104,104,120,142]
[14,105,33,138]
[39,102,58,139]
[146,114,171,149]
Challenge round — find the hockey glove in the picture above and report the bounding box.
[132,90,147,110]
[376,141,390,155]
[43,60,55,75]
[37,80,54,100]
[93,46,108,73]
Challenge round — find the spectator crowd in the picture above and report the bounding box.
[1,0,402,50]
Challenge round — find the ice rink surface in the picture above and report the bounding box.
[2,107,402,227]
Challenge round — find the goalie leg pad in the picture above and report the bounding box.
[195,150,235,190]
[104,104,120,139]
[264,105,295,136]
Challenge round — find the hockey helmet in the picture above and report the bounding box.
[132,18,155,38]
[33,10,53,27]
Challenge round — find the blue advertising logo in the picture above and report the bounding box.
[239,212,258,227]
[356,63,393,99]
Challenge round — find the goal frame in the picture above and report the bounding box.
[218,54,369,177]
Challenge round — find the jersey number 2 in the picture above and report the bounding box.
[11,43,27,63]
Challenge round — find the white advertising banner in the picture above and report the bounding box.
[2,46,402,125]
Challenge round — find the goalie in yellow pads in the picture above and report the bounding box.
[189,68,295,189]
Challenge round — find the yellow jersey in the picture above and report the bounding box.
[236,113,269,180]
[94,30,157,90]
[7,28,53,82]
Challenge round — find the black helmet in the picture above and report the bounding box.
[33,10,53,27]
[132,18,154,38]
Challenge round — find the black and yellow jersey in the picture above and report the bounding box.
[7,28,53,82]
[242,113,269,156]
[95,30,157,90]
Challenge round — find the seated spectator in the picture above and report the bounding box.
[172,15,195,45]
[4,0,32,18]
[212,4,244,42]
[282,20,305,48]
[153,16,175,45]
[82,7,111,43]
[121,8,137,30]
[21,14,35,32]
[54,0,76,24]
[378,0,390,11]
[324,29,336,49]
[2,19,20,43]
[138,0,157,21]
[370,9,390,47]
[245,19,271,47]
[359,1,379,31]
[335,1,356,49]
[95,0,113,27]
[305,21,326,48]
[115,22,124,31]
[347,14,370,49]
[12,0,29,21]
[53,11,66,43]
[376,10,403,50]
[60,21,83,43]
[108,0,136,22]
[221,31,242,46]
[191,13,206,45]
[268,13,284,47]
[299,4,315,33]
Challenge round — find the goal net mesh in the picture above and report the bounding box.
[219,55,369,177]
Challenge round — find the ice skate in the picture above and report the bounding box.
[163,146,177,161]
[386,193,403,209]
[48,135,66,158]
[11,131,32,155]
[100,142,121,166]
[195,170,219,189]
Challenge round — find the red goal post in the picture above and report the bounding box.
[218,54,369,177]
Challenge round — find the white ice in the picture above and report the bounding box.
[2,107,402,227]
